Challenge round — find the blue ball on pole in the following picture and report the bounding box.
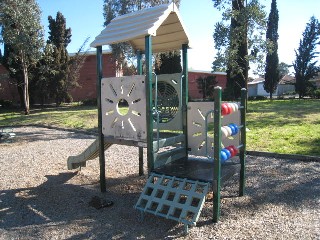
[220,150,228,163]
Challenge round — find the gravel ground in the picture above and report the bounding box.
[0,126,319,240]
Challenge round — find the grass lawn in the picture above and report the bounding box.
[0,105,98,132]
[246,99,320,156]
[1,99,319,156]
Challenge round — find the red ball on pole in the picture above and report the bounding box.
[221,103,229,115]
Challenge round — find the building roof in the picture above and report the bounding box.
[69,49,112,57]
[248,77,264,85]
[188,70,227,75]
[90,3,190,53]
[279,74,295,84]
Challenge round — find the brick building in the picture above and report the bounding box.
[1,51,227,104]
[0,50,117,105]
[69,50,117,102]
[0,64,20,103]
[188,70,227,100]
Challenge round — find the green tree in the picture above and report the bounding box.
[196,75,218,100]
[264,0,279,99]
[212,0,267,99]
[103,0,181,73]
[0,0,44,114]
[154,51,182,74]
[278,62,289,79]
[46,12,72,105]
[293,16,320,98]
[30,44,56,105]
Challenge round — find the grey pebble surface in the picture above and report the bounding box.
[0,126,319,239]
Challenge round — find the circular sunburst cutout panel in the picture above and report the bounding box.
[154,81,179,123]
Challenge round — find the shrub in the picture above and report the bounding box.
[82,98,97,106]
[313,89,320,99]
[0,99,13,108]
[255,95,267,100]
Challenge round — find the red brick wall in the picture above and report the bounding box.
[1,57,227,104]
[188,71,227,100]
[0,64,20,104]
[70,52,117,101]
[0,52,117,104]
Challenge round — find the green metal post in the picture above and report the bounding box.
[182,44,188,156]
[239,88,247,196]
[137,50,144,176]
[96,46,106,192]
[213,86,222,222]
[145,35,154,172]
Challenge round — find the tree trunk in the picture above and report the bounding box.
[21,56,30,115]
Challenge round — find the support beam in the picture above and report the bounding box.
[137,50,144,176]
[182,44,189,156]
[239,88,247,196]
[213,87,222,222]
[96,46,106,192]
[145,35,154,173]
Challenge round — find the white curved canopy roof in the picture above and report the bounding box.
[90,3,190,53]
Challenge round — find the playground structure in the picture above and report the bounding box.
[68,3,246,232]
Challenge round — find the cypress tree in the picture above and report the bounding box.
[47,12,72,105]
[293,16,320,98]
[264,0,279,99]
[212,0,267,100]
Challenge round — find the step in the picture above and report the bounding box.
[135,173,209,229]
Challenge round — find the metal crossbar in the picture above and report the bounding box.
[135,173,209,227]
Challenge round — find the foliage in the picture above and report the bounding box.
[103,0,181,73]
[0,99,13,108]
[81,98,97,106]
[154,51,182,74]
[30,43,56,105]
[313,89,320,99]
[264,0,279,99]
[278,62,290,79]
[196,75,218,100]
[293,16,320,98]
[45,12,72,105]
[0,0,44,114]
[212,0,267,99]
[47,12,72,48]
[248,95,267,101]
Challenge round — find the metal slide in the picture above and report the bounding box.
[67,139,112,170]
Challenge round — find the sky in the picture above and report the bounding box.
[37,0,320,76]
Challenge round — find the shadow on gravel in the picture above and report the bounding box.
[0,172,184,239]
[220,157,320,213]
[1,156,319,239]
[4,127,96,144]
